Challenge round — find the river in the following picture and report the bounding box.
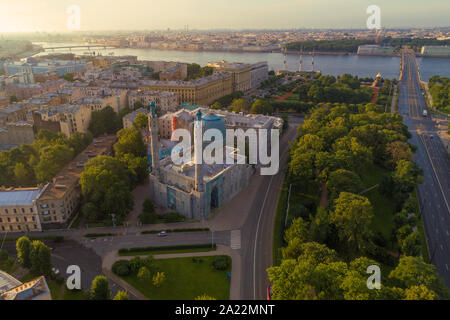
[33,42,450,81]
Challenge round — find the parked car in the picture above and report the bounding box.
[267,285,272,300]
[157,231,167,237]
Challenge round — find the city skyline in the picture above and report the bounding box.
[0,0,449,33]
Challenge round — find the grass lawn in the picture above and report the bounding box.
[20,273,88,300]
[121,255,231,300]
[119,247,216,256]
[47,281,89,300]
[360,164,396,241]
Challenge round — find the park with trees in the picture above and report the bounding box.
[269,102,448,300]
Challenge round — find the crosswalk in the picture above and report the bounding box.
[230,229,241,250]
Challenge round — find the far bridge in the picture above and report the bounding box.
[42,45,117,51]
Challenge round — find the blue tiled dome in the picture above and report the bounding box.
[201,112,226,142]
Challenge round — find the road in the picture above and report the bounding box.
[399,50,450,286]
[239,116,302,300]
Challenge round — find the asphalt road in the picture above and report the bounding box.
[239,116,303,300]
[399,51,450,286]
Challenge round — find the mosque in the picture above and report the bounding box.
[147,104,255,220]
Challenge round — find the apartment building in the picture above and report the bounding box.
[250,62,269,89]
[127,90,178,113]
[212,63,252,92]
[139,73,232,106]
[0,121,35,146]
[0,187,44,233]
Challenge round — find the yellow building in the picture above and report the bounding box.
[139,73,232,106]
[213,63,252,93]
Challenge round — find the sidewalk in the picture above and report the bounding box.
[102,245,241,300]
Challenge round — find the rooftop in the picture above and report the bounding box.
[0,188,43,207]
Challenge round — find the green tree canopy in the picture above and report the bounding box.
[90,276,111,300]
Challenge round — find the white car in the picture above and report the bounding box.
[157,231,168,237]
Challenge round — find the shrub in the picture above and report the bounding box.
[212,256,229,270]
[137,266,151,282]
[139,211,157,224]
[118,243,215,255]
[152,272,166,287]
[112,260,131,276]
[142,198,155,213]
[159,211,185,223]
[129,256,146,273]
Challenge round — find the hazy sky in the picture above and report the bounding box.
[0,0,448,32]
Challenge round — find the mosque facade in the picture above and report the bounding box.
[148,105,255,220]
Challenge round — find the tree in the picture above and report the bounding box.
[404,285,436,300]
[210,101,222,110]
[326,169,362,196]
[389,256,449,299]
[133,113,148,129]
[88,106,122,137]
[16,236,32,268]
[385,141,412,168]
[289,151,316,184]
[34,144,74,182]
[230,98,249,112]
[143,198,154,213]
[80,155,133,222]
[401,232,421,256]
[62,73,75,82]
[284,217,310,243]
[268,242,340,299]
[90,276,111,300]
[14,162,35,187]
[113,290,129,300]
[333,136,372,173]
[195,294,216,300]
[133,101,144,110]
[250,99,273,115]
[68,132,93,155]
[392,160,422,194]
[152,271,166,287]
[137,266,151,282]
[330,192,373,250]
[10,95,19,103]
[120,153,148,183]
[139,198,157,224]
[29,240,52,276]
[114,127,146,158]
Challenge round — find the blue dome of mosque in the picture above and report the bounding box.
[201,112,226,142]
